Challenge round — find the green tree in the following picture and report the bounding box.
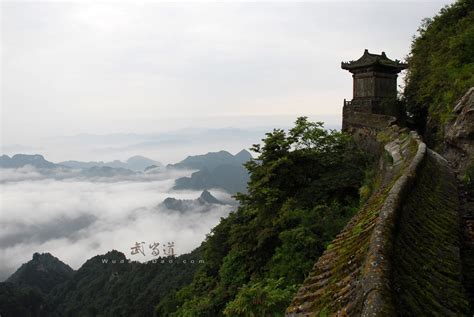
[223,278,297,317]
[404,0,474,146]
[166,117,368,316]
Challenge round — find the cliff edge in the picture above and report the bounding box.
[286,123,469,316]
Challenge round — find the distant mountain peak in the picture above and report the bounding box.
[235,149,250,155]
[12,153,44,159]
[32,252,52,260]
[199,190,223,205]
[60,155,162,171]
[169,149,249,172]
[144,164,161,172]
[171,149,251,194]
[102,249,127,260]
[234,149,252,162]
[0,153,60,169]
[161,190,225,213]
[126,155,160,163]
[6,252,74,293]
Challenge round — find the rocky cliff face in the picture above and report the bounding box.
[444,87,474,313]
[444,87,474,176]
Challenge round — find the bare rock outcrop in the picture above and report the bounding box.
[444,87,474,175]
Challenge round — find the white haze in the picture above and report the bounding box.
[0,168,235,281]
[1,115,341,163]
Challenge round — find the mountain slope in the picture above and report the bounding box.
[404,0,474,146]
[60,155,162,171]
[0,282,49,317]
[0,154,62,169]
[169,150,252,171]
[171,150,252,194]
[173,165,249,194]
[79,166,136,178]
[161,190,224,213]
[6,253,74,294]
[49,250,201,316]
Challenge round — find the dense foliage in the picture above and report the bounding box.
[158,117,368,316]
[6,253,74,294]
[0,283,49,317]
[464,160,474,195]
[50,251,200,316]
[1,250,200,317]
[404,0,474,146]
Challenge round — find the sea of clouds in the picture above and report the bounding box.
[0,167,234,281]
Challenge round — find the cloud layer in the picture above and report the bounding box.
[0,168,234,280]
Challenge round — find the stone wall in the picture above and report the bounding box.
[286,125,469,316]
[342,107,397,156]
[391,150,469,315]
[359,131,426,316]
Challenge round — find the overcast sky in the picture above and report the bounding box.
[1,0,452,147]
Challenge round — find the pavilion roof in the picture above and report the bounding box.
[341,49,407,72]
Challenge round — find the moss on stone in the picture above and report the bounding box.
[392,152,469,316]
[285,128,467,317]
